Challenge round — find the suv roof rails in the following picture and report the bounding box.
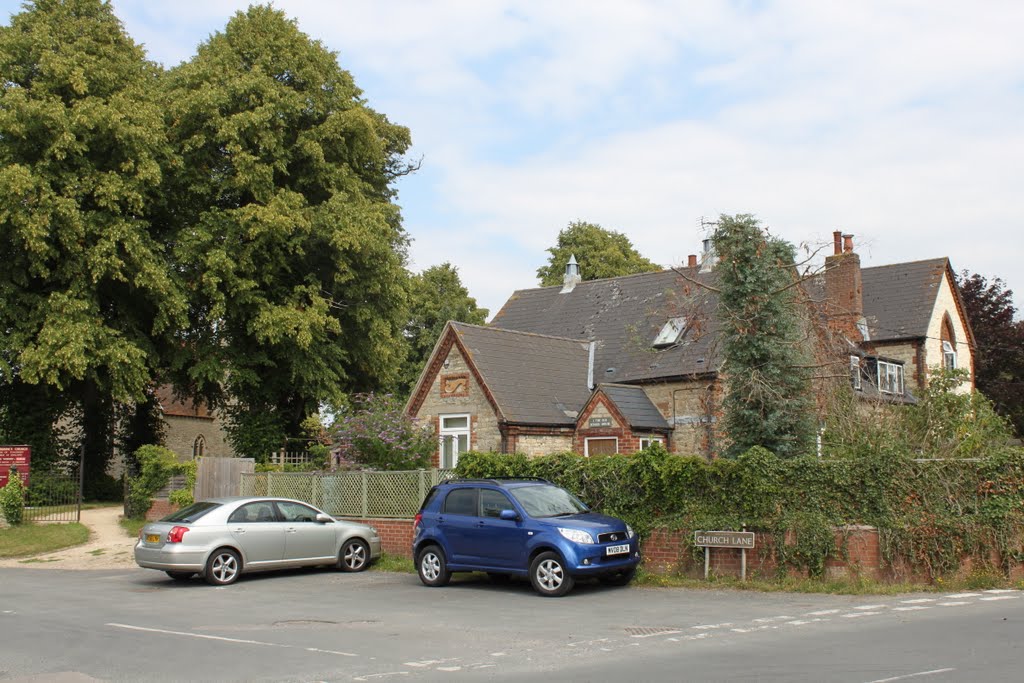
[442,476,551,485]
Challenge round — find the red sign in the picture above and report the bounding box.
[0,445,31,488]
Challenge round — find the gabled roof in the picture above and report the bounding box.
[490,268,721,383]
[448,322,593,425]
[155,385,212,419]
[861,258,950,342]
[598,384,671,429]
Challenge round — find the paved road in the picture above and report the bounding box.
[0,567,1020,682]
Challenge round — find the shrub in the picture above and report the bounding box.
[330,393,435,470]
[0,472,26,525]
[125,445,189,519]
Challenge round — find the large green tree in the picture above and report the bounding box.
[957,271,1024,436]
[713,214,816,458]
[162,6,414,459]
[536,220,659,286]
[398,263,488,394]
[0,0,184,494]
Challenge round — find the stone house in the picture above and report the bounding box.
[405,232,974,466]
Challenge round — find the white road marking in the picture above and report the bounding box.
[403,659,458,667]
[854,604,888,610]
[437,667,461,672]
[805,609,841,616]
[894,606,932,612]
[786,618,828,626]
[567,639,611,648]
[937,601,969,607]
[864,667,955,682]
[490,652,508,657]
[2,610,14,614]
[691,623,733,630]
[943,593,980,598]
[899,598,935,604]
[983,589,1019,594]
[632,629,682,638]
[752,616,793,623]
[980,595,1018,601]
[106,623,357,657]
[842,611,881,618]
[353,673,409,681]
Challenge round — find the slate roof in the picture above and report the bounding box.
[451,322,592,425]
[600,384,671,429]
[155,385,212,419]
[861,258,949,342]
[490,268,721,384]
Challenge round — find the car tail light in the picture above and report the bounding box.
[413,512,422,532]
[167,526,189,543]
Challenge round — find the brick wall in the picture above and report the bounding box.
[146,499,180,521]
[341,517,415,555]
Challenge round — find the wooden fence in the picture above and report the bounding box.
[195,457,255,499]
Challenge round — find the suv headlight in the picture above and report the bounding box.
[626,524,636,539]
[558,528,594,544]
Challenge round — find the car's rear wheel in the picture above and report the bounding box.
[338,538,370,572]
[165,571,194,581]
[598,568,635,586]
[417,545,451,587]
[529,551,574,597]
[204,548,241,586]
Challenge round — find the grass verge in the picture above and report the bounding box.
[372,552,414,573]
[0,522,90,558]
[120,517,146,539]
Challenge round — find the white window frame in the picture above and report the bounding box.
[639,436,664,450]
[439,413,471,469]
[850,356,862,390]
[942,340,957,370]
[584,437,618,457]
[877,361,904,395]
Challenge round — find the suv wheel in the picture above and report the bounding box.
[529,551,574,597]
[417,545,451,587]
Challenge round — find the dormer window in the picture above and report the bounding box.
[878,360,904,395]
[942,340,957,370]
[653,317,687,348]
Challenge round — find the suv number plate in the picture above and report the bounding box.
[605,544,629,556]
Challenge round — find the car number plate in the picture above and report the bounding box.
[606,544,629,556]
[146,534,160,543]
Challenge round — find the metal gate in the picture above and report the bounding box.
[24,448,83,523]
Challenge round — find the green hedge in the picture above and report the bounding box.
[456,444,1024,579]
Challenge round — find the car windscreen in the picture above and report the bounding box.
[160,501,221,523]
[510,485,589,518]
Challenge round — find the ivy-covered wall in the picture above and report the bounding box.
[456,445,1024,580]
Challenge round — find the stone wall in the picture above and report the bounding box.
[163,413,233,462]
[641,380,717,457]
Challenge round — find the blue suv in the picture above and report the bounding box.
[412,478,640,597]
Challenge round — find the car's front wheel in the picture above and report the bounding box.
[529,551,574,597]
[204,548,241,586]
[417,545,451,587]
[338,538,370,572]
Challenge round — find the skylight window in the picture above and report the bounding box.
[653,317,687,348]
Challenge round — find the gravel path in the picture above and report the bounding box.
[0,506,137,570]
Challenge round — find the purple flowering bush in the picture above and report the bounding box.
[330,393,435,470]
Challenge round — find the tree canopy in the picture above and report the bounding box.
[536,220,659,286]
[713,214,816,458]
[162,5,414,458]
[398,263,488,395]
[957,271,1024,436]
[0,0,185,492]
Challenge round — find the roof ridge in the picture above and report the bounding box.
[453,320,589,345]
[862,256,948,273]
[508,267,686,296]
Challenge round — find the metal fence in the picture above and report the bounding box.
[240,469,456,518]
[24,467,82,523]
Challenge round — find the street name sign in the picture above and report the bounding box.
[694,531,755,548]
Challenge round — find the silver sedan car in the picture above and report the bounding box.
[134,496,382,585]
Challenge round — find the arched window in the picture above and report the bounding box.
[192,435,206,459]
[941,315,957,370]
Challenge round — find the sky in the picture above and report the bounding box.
[4,0,1023,317]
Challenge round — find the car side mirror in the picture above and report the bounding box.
[499,509,519,521]
[315,513,335,524]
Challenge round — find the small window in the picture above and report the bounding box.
[192,435,205,459]
[443,488,478,516]
[439,414,471,469]
[878,361,904,395]
[942,341,957,370]
[639,437,664,450]
[653,317,687,348]
[850,356,862,390]
[480,489,513,518]
[585,437,618,456]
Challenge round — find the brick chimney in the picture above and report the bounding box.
[824,230,864,342]
[687,254,698,268]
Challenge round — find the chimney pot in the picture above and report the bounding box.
[833,231,842,255]
[843,234,854,253]
[687,254,697,268]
